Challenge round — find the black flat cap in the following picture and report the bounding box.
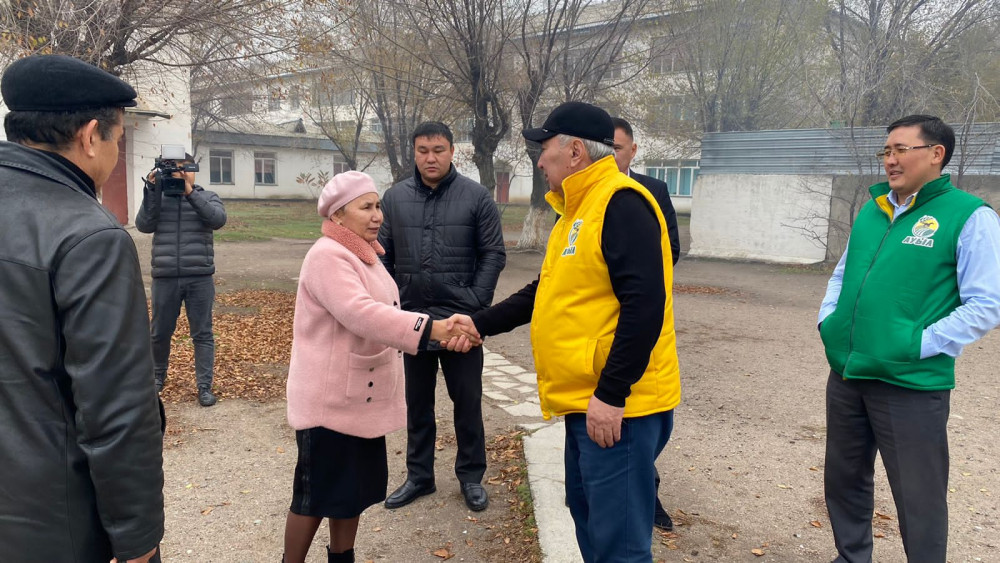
[522,101,615,147]
[1,54,137,111]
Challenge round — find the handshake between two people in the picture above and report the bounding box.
[430,314,481,353]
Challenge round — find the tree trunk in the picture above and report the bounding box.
[472,149,497,198]
[515,157,550,250]
[516,205,550,250]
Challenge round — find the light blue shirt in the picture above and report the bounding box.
[819,190,1000,359]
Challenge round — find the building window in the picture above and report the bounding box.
[312,83,355,108]
[268,88,283,111]
[649,36,685,75]
[332,153,349,175]
[453,117,474,143]
[645,160,699,196]
[368,118,383,134]
[255,152,277,185]
[606,61,623,81]
[220,97,251,117]
[209,150,233,184]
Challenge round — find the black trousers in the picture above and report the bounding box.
[404,347,486,485]
[150,275,215,389]
[824,370,950,563]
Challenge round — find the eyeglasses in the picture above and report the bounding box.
[875,145,937,160]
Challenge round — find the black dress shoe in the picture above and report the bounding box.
[385,479,435,509]
[653,504,674,531]
[461,482,488,512]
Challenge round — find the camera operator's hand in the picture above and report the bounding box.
[177,162,196,196]
[182,170,194,196]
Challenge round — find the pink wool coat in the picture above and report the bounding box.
[286,221,429,438]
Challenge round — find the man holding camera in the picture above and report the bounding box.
[136,151,227,406]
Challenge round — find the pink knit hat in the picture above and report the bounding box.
[317,171,378,218]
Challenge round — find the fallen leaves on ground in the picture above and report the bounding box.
[674,284,743,297]
[431,545,454,560]
[154,290,295,404]
[484,430,541,562]
[874,511,894,520]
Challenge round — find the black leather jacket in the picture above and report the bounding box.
[0,142,165,561]
[135,181,226,277]
[379,165,506,317]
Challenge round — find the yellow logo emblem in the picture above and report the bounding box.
[902,215,939,248]
[912,215,939,238]
[562,219,582,256]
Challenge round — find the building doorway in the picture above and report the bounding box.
[102,134,129,225]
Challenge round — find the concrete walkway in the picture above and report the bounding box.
[481,347,578,562]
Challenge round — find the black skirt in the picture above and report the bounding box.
[289,426,388,518]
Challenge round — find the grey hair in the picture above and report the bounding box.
[557,134,614,161]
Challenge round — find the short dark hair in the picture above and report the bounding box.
[887,114,955,169]
[611,117,633,139]
[4,107,122,150]
[412,121,453,146]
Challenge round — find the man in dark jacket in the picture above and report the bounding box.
[380,121,506,512]
[611,117,680,265]
[611,117,680,532]
[135,155,227,406]
[0,54,164,562]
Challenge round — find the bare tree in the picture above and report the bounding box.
[665,0,826,134]
[294,0,444,184]
[395,0,516,196]
[0,0,296,72]
[512,0,650,249]
[825,0,999,128]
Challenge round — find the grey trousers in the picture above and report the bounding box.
[151,275,215,390]
[824,370,950,563]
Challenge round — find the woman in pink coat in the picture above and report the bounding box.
[283,171,471,563]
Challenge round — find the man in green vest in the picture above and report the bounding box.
[818,115,1000,562]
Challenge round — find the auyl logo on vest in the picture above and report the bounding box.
[901,215,939,248]
[562,219,583,256]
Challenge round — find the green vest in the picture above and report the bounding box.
[820,175,986,390]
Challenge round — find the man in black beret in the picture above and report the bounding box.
[0,54,164,563]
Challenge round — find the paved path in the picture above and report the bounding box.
[481,347,578,562]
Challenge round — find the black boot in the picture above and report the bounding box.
[328,546,355,563]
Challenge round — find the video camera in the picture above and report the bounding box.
[154,144,199,197]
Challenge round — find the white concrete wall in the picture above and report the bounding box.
[688,174,832,264]
[125,59,194,224]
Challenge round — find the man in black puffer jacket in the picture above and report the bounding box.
[136,155,227,407]
[380,122,506,513]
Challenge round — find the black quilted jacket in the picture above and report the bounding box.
[378,165,506,317]
[134,183,226,277]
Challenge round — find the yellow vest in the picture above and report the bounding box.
[530,155,681,420]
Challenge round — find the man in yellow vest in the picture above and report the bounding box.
[447,101,681,562]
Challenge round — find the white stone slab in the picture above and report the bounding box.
[496,364,526,375]
[483,391,511,402]
[492,381,518,389]
[501,402,543,418]
[515,374,538,385]
[515,386,534,393]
